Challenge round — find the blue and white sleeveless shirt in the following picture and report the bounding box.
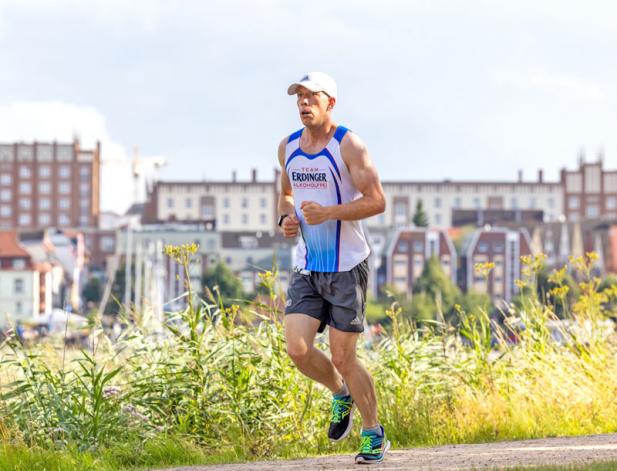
[285,126,370,273]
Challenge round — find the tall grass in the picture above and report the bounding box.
[1,246,617,468]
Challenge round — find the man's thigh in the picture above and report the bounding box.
[318,259,368,333]
[284,313,322,353]
[285,271,329,333]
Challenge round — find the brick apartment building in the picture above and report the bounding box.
[462,227,532,302]
[386,228,457,294]
[0,139,101,230]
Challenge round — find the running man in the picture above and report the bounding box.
[277,72,389,464]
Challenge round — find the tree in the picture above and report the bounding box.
[202,262,245,303]
[412,200,429,227]
[82,277,102,304]
[413,256,461,312]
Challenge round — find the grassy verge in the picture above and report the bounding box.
[2,248,617,469]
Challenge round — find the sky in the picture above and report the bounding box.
[0,0,616,213]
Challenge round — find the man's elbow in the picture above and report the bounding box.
[375,195,386,215]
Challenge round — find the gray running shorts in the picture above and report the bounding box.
[285,258,368,333]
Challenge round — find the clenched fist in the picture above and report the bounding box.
[301,201,329,225]
[282,214,300,238]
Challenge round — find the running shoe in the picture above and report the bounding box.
[327,394,354,441]
[355,425,391,464]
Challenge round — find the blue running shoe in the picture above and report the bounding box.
[355,425,391,464]
[328,394,354,441]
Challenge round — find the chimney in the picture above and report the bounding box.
[251,168,257,183]
[538,169,543,183]
[578,149,585,167]
[517,169,523,183]
[232,170,237,182]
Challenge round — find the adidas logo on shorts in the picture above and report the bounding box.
[285,299,292,307]
[350,316,362,326]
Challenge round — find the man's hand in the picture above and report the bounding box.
[282,214,300,238]
[301,201,330,225]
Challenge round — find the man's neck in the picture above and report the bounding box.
[303,120,337,143]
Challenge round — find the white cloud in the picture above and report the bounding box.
[0,101,135,213]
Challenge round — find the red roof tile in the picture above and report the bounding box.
[0,231,31,258]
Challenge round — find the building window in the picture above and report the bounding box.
[473,197,481,209]
[40,182,51,194]
[80,197,90,208]
[207,239,216,250]
[202,206,214,218]
[80,182,90,194]
[586,205,599,218]
[434,213,441,225]
[397,241,409,252]
[0,189,11,201]
[395,202,406,215]
[434,197,441,208]
[494,242,504,253]
[59,198,70,210]
[241,197,248,209]
[167,198,174,209]
[59,165,71,178]
[0,174,11,185]
[39,213,50,226]
[529,198,537,209]
[39,165,51,178]
[58,182,70,194]
[453,197,461,209]
[260,213,267,224]
[242,213,249,225]
[511,197,518,209]
[18,214,31,226]
[19,198,31,210]
[547,197,555,208]
[58,213,70,226]
[223,197,230,208]
[39,198,50,210]
[13,259,26,269]
[607,196,617,210]
[79,215,89,227]
[568,196,580,209]
[19,166,31,178]
[100,236,115,252]
[80,166,90,178]
[15,301,23,314]
[260,197,267,208]
[223,214,230,224]
[413,241,424,252]
[478,241,489,253]
[185,198,192,209]
[0,205,10,217]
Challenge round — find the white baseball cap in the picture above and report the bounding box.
[287,72,338,99]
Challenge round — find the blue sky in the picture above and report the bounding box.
[0,0,616,212]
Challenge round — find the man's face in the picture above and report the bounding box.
[296,86,335,126]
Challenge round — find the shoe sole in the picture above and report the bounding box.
[329,404,355,442]
[355,439,391,464]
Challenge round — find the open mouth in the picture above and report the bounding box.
[301,111,312,118]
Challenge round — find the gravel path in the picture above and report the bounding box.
[156,434,617,470]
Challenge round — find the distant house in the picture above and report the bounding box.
[462,227,532,303]
[0,231,40,323]
[386,228,457,295]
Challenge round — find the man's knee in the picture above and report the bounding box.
[286,341,312,364]
[331,351,355,375]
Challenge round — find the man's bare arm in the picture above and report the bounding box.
[277,138,300,238]
[301,133,385,224]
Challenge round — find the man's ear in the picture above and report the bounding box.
[327,96,336,111]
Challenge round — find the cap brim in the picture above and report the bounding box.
[287,81,322,95]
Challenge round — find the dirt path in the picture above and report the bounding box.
[158,434,617,470]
